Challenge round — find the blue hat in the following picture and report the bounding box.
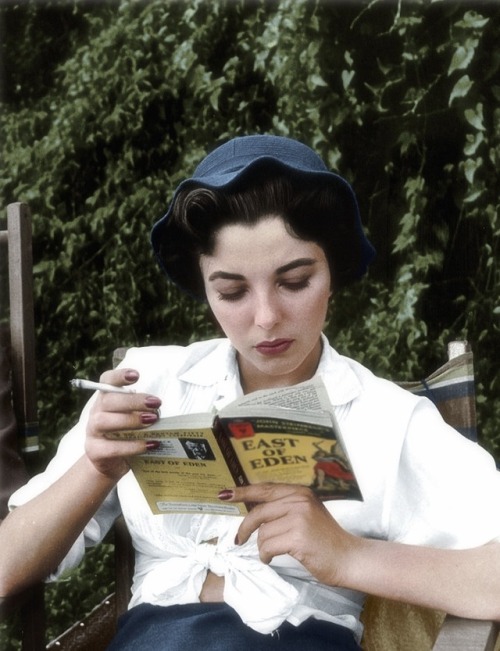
[151,135,375,296]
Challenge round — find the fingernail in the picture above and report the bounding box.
[144,396,162,409]
[218,489,234,501]
[234,534,240,546]
[124,369,139,381]
[146,440,161,450]
[141,412,158,425]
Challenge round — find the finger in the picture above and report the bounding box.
[89,404,160,434]
[85,433,162,483]
[88,392,162,442]
[95,368,162,418]
[95,391,162,417]
[256,519,298,565]
[87,434,157,460]
[99,367,140,387]
[86,406,164,468]
[232,485,317,545]
[236,501,293,547]
[230,482,312,505]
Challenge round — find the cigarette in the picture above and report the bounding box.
[70,379,136,394]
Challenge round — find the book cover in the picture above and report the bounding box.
[216,407,362,503]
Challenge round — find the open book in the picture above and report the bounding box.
[110,377,362,515]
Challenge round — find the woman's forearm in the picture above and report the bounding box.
[230,483,500,621]
[341,535,500,621]
[0,454,119,597]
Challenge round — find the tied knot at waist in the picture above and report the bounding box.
[193,539,226,575]
[134,534,299,634]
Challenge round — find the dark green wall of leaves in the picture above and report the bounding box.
[1,0,499,460]
[1,0,500,644]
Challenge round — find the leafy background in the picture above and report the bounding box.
[1,0,499,646]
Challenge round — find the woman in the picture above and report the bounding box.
[1,135,500,650]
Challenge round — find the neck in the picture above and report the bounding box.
[238,338,323,395]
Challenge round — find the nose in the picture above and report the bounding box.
[254,290,280,330]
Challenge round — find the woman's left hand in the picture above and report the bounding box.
[226,483,358,587]
[225,484,500,621]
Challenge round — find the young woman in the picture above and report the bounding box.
[1,135,499,650]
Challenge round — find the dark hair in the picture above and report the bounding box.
[161,170,363,299]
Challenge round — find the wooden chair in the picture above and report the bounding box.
[361,341,499,651]
[0,202,45,650]
[103,343,499,651]
[0,203,39,460]
[1,202,498,649]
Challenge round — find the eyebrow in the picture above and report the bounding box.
[207,257,317,282]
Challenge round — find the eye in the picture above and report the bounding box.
[280,277,311,292]
[216,288,248,302]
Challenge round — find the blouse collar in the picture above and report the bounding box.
[178,334,362,407]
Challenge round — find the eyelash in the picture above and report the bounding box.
[281,278,311,292]
[217,290,247,302]
[217,278,311,302]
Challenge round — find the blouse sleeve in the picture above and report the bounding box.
[387,397,500,548]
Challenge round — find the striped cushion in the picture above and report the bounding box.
[398,351,477,441]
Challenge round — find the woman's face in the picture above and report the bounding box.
[200,216,332,393]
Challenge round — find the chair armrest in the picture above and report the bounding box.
[46,594,116,650]
[432,615,499,650]
[113,516,134,618]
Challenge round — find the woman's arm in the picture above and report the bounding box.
[227,483,500,621]
[342,534,500,620]
[0,367,161,597]
[0,455,120,596]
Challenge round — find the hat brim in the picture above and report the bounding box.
[151,154,375,298]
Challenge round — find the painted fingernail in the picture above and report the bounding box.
[141,412,158,425]
[146,440,161,450]
[234,534,240,545]
[124,370,139,381]
[144,396,162,408]
[218,489,234,501]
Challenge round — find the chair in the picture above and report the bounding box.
[0,202,45,650]
[1,202,498,650]
[105,342,499,651]
[361,341,499,651]
[0,202,39,466]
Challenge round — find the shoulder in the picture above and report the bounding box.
[347,356,416,403]
[116,338,234,391]
[319,338,417,412]
[118,338,227,369]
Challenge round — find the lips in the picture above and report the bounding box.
[255,339,294,355]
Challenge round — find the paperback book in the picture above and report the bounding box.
[109,377,362,515]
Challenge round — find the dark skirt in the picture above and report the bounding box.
[106,603,362,650]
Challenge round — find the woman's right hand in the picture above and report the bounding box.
[85,368,162,480]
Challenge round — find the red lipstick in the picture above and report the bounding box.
[255,339,294,355]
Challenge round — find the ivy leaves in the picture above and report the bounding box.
[0,0,499,461]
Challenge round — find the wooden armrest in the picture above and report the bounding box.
[46,593,116,650]
[433,615,499,650]
[113,516,134,617]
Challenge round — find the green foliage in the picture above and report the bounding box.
[42,543,115,641]
[1,0,500,644]
[0,543,114,650]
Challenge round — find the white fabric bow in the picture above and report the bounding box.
[137,532,299,634]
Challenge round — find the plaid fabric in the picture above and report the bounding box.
[399,351,477,442]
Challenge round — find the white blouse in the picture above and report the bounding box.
[10,336,500,641]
